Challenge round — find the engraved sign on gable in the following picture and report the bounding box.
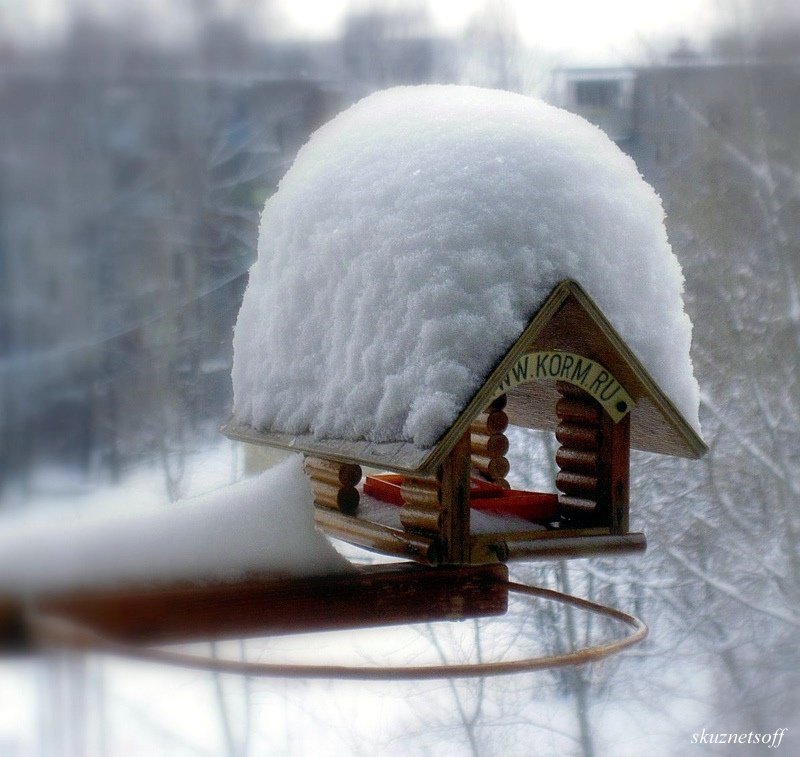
[493,350,634,422]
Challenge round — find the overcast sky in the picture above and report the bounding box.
[7,0,722,65]
[281,0,718,62]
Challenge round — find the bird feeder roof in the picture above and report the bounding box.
[223,280,707,474]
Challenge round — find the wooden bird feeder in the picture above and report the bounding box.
[224,280,707,567]
[0,281,703,671]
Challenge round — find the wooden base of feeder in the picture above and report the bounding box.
[0,563,508,652]
[316,507,646,566]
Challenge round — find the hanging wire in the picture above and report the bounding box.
[27,580,647,680]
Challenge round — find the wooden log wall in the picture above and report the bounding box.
[400,476,443,533]
[554,381,630,533]
[555,382,601,521]
[304,457,362,516]
[470,394,510,488]
[400,433,471,563]
[598,395,631,534]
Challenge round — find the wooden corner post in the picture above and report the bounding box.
[598,410,630,534]
[439,432,472,563]
[400,432,471,564]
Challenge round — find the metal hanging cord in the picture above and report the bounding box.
[28,580,647,680]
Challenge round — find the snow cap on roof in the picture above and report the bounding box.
[232,85,700,448]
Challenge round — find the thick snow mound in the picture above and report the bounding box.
[0,456,350,593]
[233,85,700,447]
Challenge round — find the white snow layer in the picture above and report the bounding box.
[232,85,700,448]
[0,456,350,593]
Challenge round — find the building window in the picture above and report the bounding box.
[574,80,621,108]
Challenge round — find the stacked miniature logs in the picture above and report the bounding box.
[470,394,510,487]
[303,456,362,516]
[554,381,601,521]
[399,434,471,563]
[399,472,445,533]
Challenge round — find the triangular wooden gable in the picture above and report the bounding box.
[463,280,707,460]
[222,280,706,474]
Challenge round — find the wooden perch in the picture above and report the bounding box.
[314,508,439,564]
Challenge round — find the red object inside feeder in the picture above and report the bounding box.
[363,474,558,523]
